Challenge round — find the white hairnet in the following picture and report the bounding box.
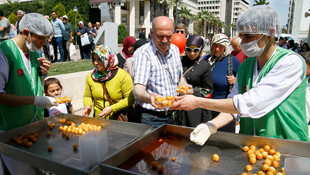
[237,5,281,37]
[19,13,53,36]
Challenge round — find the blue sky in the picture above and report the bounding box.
[249,0,290,26]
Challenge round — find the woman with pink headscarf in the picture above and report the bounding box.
[117,36,136,68]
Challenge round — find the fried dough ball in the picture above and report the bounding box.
[281,167,285,173]
[59,118,67,124]
[46,131,51,137]
[262,151,269,158]
[262,164,270,171]
[257,170,266,175]
[264,159,272,166]
[269,149,276,155]
[264,145,271,152]
[157,164,164,174]
[243,146,250,152]
[73,144,78,151]
[249,157,256,164]
[212,154,219,162]
[249,145,256,150]
[267,166,276,174]
[151,161,158,169]
[245,164,252,172]
[48,146,53,152]
[266,155,274,161]
[272,161,279,168]
[256,153,263,160]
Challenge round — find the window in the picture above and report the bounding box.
[122,14,127,24]
[139,1,144,24]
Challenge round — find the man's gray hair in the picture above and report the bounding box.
[17,10,24,15]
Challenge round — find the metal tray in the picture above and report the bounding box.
[0,114,152,175]
[97,124,310,175]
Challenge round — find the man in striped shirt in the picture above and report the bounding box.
[133,16,187,128]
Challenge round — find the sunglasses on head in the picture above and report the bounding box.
[185,47,201,53]
[175,30,185,34]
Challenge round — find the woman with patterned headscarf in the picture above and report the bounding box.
[205,33,240,132]
[82,45,134,119]
[179,35,213,127]
[117,36,136,68]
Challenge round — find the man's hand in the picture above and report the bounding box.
[33,96,57,109]
[83,105,92,116]
[98,107,112,118]
[190,122,217,146]
[226,75,236,85]
[170,95,198,111]
[37,58,51,77]
[150,93,160,109]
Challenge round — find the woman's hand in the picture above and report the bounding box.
[77,32,81,36]
[83,105,92,116]
[226,75,236,85]
[98,107,112,118]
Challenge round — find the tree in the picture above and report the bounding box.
[52,3,66,17]
[177,6,192,24]
[67,9,83,42]
[118,24,129,44]
[253,0,270,6]
[8,12,18,25]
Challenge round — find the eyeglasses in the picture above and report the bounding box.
[175,30,185,34]
[185,47,201,53]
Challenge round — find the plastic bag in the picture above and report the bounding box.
[69,43,76,57]
[81,33,90,46]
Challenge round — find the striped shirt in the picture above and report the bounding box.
[133,40,182,111]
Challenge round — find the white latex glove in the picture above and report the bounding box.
[190,122,217,146]
[33,96,57,109]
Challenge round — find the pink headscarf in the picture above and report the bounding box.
[122,36,136,58]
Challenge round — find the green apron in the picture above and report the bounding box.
[237,47,309,141]
[0,39,44,131]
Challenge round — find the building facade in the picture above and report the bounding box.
[90,0,198,39]
[197,0,249,36]
[288,0,310,38]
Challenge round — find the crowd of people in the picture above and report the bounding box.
[0,5,310,174]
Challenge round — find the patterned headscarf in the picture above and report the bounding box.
[122,36,136,58]
[91,45,119,82]
[211,33,230,59]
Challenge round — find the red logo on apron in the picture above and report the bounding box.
[245,85,248,92]
[17,69,24,76]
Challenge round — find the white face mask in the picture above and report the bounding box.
[25,34,40,52]
[240,35,269,57]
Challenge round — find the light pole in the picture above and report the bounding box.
[73,6,78,49]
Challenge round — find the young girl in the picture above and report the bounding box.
[44,78,74,117]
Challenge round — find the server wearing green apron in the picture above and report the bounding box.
[172,6,310,144]
[0,13,56,175]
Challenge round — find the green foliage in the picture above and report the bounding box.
[0,0,91,25]
[52,3,66,17]
[253,0,270,6]
[8,12,18,25]
[118,24,129,44]
[49,59,93,76]
[67,9,83,42]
